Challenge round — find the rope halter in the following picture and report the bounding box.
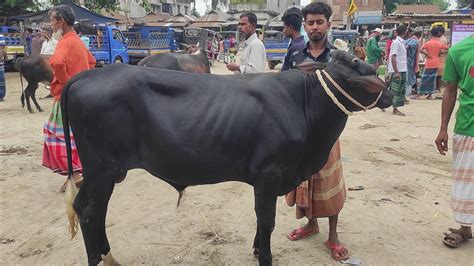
[315,69,384,116]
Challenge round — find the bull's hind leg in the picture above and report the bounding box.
[24,85,34,113]
[73,175,118,265]
[30,85,43,112]
[253,185,277,266]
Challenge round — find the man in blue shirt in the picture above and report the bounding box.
[280,7,306,71]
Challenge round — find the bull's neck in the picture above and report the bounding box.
[304,72,348,142]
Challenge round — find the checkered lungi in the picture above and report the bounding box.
[42,100,82,175]
[418,68,437,95]
[389,72,407,108]
[451,134,474,226]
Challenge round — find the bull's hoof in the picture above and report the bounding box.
[28,110,35,114]
[38,108,44,112]
[253,248,259,258]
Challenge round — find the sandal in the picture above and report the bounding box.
[287,226,319,241]
[443,228,472,248]
[324,240,350,261]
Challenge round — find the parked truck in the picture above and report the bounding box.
[122,26,177,64]
[1,26,25,70]
[86,25,129,65]
[263,30,289,70]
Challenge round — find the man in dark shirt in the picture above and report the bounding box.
[284,1,350,262]
[280,7,305,71]
[286,5,333,68]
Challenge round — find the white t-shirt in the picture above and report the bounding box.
[40,39,58,55]
[238,33,267,73]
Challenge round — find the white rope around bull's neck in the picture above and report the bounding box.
[320,70,383,111]
[315,70,353,116]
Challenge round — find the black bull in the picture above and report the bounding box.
[61,51,392,265]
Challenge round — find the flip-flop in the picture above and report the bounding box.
[443,228,472,248]
[287,226,319,241]
[324,240,350,261]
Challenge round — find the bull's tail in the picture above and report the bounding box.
[61,79,79,240]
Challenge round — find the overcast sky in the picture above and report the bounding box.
[194,0,458,17]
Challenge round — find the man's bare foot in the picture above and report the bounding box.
[393,109,406,116]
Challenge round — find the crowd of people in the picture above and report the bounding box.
[364,24,453,116]
[0,1,472,262]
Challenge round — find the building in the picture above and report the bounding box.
[227,0,301,22]
[323,0,383,28]
[118,0,192,19]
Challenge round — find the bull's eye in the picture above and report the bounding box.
[352,58,360,65]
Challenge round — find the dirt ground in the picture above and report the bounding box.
[0,62,472,265]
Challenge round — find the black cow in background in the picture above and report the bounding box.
[138,43,211,73]
[61,50,392,265]
[15,56,53,113]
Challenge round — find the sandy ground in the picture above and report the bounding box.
[0,62,472,265]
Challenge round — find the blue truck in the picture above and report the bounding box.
[86,25,129,65]
[122,26,177,64]
[263,30,290,70]
[1,26,26,69]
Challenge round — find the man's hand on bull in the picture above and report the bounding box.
[226,62,240,72]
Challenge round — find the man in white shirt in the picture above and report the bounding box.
[40,27,58,56]
[226,12,266,73]
[387,25,409,116]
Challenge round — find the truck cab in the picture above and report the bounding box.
[1,26,25,69]
[87,25,129,65]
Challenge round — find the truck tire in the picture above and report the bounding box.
[268,60,278,70]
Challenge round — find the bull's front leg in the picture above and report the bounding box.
[253,184,277,266]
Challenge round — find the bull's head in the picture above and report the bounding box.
[298,50,392,112]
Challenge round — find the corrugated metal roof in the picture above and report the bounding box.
[392,4,441,14]
[135,12,172,23]
[102,11,134,24]
[144,22,189,27]
[388,13,471,18]
[189,22,223,28]
[195,10,229,22]
[168,14,195,22]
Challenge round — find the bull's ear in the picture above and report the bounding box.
[297,61,326,73]
[196,42,200,47]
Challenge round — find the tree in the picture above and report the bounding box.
[384,0,449,14]
[0,0,38,16]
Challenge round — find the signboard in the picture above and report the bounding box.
[451,23,474,46]
[353,10,382,25]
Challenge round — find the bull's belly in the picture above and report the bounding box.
[138,140,253,186]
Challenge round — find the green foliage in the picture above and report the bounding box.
[384,0,449,14]
[0,0,37,16]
